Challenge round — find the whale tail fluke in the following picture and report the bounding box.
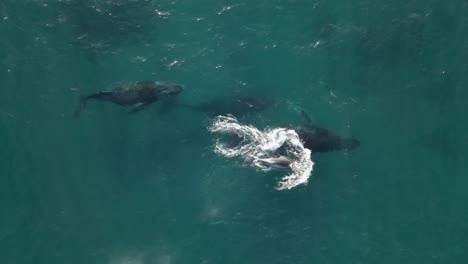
[70,84,87,118]
[73,95,87,118]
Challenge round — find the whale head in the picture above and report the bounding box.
[155,83,184,98]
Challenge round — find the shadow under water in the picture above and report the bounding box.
[56,0,160,58]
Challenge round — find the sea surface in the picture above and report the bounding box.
[1,1,467,263]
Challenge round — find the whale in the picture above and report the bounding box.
[242,155,294,171]
[295,111,360,153]
[225,111,360,153]
[74,81,183,117]
[256,155,294,170]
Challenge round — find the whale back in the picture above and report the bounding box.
[296,111,360,153]
[296,125,360,153]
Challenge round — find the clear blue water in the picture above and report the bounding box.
[1,1,467,263]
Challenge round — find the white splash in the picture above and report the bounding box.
[209,115,313,190]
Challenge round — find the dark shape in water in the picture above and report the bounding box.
[185,96,275,118]
[356,13,428,66]
[57,0,158,59]
[295,111,360,153]
[224,110,359,154]
[74,81,183,117]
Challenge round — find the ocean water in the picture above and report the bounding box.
[1,0,467,263]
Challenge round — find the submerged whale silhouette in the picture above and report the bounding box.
[295,111,360,153]
[74,81,183,117]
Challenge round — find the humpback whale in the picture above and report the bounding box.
[226,111,360,154]
[295,111,360,153]
[74,81,183,117]
[257,156,295,170]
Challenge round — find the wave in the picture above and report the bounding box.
[209,115,314,190]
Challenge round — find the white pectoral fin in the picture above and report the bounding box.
[129,102,150,113]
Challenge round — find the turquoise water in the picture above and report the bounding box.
[1,1,467,263]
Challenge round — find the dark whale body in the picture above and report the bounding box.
[74,81,183,117]
[296,125,360,153]
[225,110,360,154]
[295,111,360,153]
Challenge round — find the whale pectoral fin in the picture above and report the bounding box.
[300,110,312,125]
[129,102,151,113]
